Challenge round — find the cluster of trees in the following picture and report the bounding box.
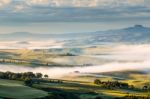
[0,71,48,81]
[114,95,150,99]
[94,79,150,92]
[24,78,63,87]
[47,79,63,83]
[0,71,63,87]
[94,79,132,89]
[0,59,26,64]
[0,58,51,66]
[142,85,150,91]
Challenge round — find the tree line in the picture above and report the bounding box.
[0,71,48,81]
[0,71,64,86]
[94,79,130,89]
[94,79,150,91]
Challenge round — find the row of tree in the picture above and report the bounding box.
[0,59,26,64]
[94,79,132,89]
[114,95,150,99]
[0,71,48,81]
[94,79,150,91]
[0,71,63,86]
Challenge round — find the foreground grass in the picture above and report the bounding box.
[0,79,48,99]
[0,77,149,99]
[33,79,149,99]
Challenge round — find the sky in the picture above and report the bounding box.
[0,0,150,34]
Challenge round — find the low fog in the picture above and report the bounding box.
[0,40,64,49]
[0,60,149,78]
[0,44,150,78]
[91,44,150,61]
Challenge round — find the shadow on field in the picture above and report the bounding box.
[36,88,80,99]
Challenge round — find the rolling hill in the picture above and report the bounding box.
[0,25,150,47]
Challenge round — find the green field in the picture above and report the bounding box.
[32,76,150,99]
[0,72,149,99]
[0,79,48,99]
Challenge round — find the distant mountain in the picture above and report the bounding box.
[64,25,150,46]
[0,32,87,41]
[0,25,150,46]
[121,25,150,33]
[97,25,150,43]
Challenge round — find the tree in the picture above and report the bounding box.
[36,73,43,78]
[11,74,18,80]
[25,72,36,78]
[44,74,48,78]
[94,79,101,85]
[24,79,33,86]
[0,72,4,79]
[143,86,148,90]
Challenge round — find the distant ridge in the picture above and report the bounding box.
[0,25,150,45]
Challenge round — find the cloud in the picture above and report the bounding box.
[73,0,98,7]
[0,0,11,8]
[0,6,149,23]
[0,0,149,23]
[93,0,145,7]
[26,0,49,5]
[12,2,27,12]
[127,0,144,5]
[0,0,147,8]
[26,0,65,7]
[50,0,64,6]
[71,0,146,7]
[23,0,146,7]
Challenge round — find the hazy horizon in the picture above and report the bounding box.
[0,23,149,34]
[0,0,150,34]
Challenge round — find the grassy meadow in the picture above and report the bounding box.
[0,79,48,99]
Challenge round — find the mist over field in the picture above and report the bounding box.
[0,0,150,98]
[0,40,64,49]
[0,60,150,78]
[0,44,150,78]
[0,25,150,78]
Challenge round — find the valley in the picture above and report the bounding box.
[0,43,149,99]
[0,0,150,98]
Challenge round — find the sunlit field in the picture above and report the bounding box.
[0,0,150,98]
[0,43,150,99]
